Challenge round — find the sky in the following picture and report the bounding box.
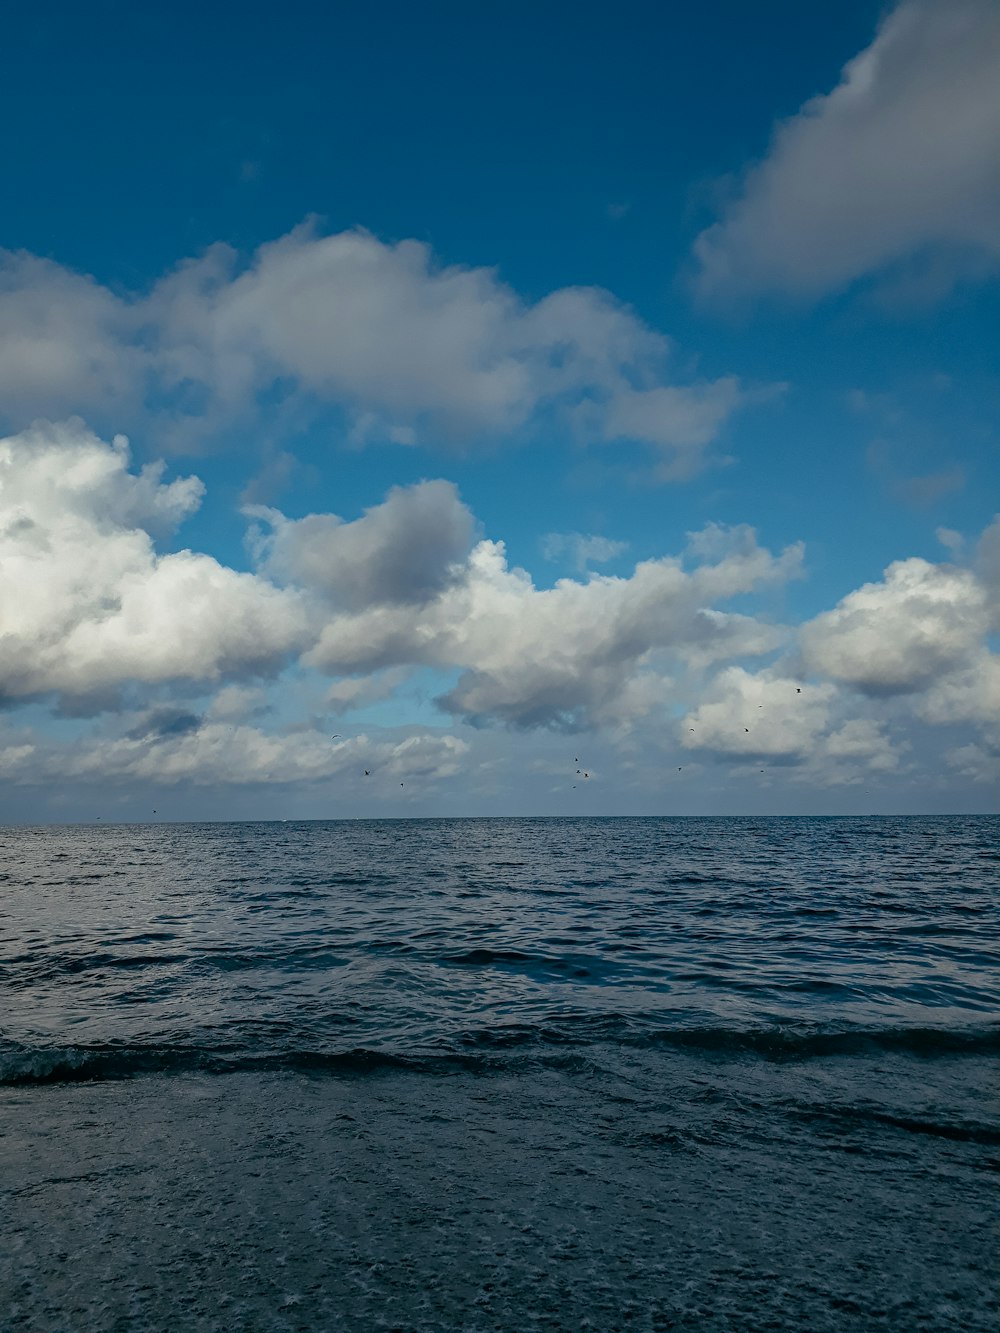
[1,0,999,820]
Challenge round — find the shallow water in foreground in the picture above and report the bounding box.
[2,817,998,1330]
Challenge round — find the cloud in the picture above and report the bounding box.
[919,652,1000,728]
[682,667,835,759]
[977,514,1000,600]
[0,224,762,476]
[0,427,800,735]
[540,532,628,571]
[680,668,901,782]
[694,0,1000,301]
[206,684,269,722]
[5,421,998,803]
[0,422,308,702]
[0,719,468,789]
[799,557,990,695]
[249,479,476,610]
[946,740,1000,785]
[325,668,412,715]
[0,252,144,421]
[304,521,802,729]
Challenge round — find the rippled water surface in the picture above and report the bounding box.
[2,817,998,1331]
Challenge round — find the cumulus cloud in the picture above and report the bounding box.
[0,422,308,702]
[304,520,802,729]
[249,479,476,610]
[682,667,835,759]
[0,428,800,734]
[0,224,761,475]
[694,0,1000,301]
[919,653,1000,728]
[4,421,997,799]
[680,668,901,782]
[0,252,144,420]
[799,558,990,696]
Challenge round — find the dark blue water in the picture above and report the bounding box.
[2,817,998,1330]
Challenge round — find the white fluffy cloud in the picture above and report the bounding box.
[303,517,802,728]
[695,0,1000,300]
[799,558,990,695]
[682,667,834,758]
[680,667,900,779]
[0,225,761,475]
[0,422,308,701]
[2,421,997,799]
[0,425,800,733]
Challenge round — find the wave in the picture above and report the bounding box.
[3,1019,999,1086]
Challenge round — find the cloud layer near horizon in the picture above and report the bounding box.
[1,422,997,796]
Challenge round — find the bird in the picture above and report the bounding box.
[796,688,801,694]
[331,734,342,739]
[400,782,404,787]
[364,770,370,777]
[584,772,589,778]
[745,728,749,733]
[678,767,682,771]
[689,728,695,732]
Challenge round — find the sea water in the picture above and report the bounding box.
[2,816,998,1330]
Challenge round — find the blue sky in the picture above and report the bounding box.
[1,0,998,819]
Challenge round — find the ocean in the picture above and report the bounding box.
[2,816,998,1331]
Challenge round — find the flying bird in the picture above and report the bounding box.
[796,689,801,694]
[364,770,370,776]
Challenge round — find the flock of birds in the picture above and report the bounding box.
[127,689,807,817]
[569,686,804,787]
